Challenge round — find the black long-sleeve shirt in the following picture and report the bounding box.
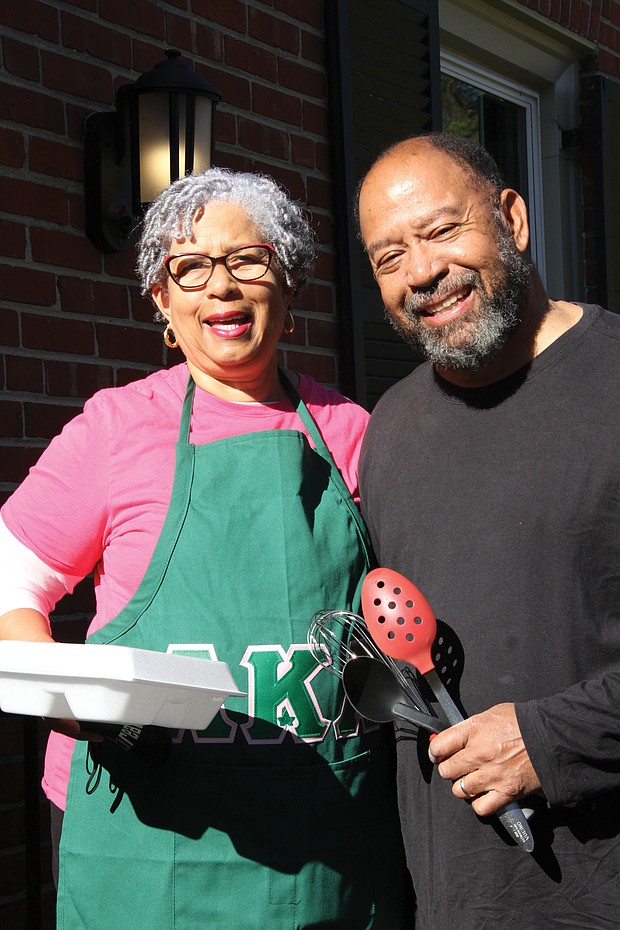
[360,304,620,929]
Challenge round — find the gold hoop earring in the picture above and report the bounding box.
[163,323,179,349]
[284,310,295,335]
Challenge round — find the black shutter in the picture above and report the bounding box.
[593,76,620,314]
[326,0,441,407]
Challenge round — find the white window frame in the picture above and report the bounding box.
[441,50,547,283]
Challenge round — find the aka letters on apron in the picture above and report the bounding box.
[57,373,407,929]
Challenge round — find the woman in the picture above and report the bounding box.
[0,169,408,928]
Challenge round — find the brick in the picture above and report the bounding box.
[131,288,159,324]
[192,0,247,32]
[238,117,289,160]
[41,50,114,105]
[308,317,338,349]
[283,349,336,383]
[195,27,225,63]
[213,110,236,147]
[315,140,331,173]
[96,322,164,364]
[252,83,302,126]
[63,0,98,10]
[273,0,324,29]
[303,100,329,136]
[208,67,251,110]
[2,37,40,82]
[249,8,300,55]
[278,58,326,98]
[165,11,193,53]
[280,314,305,345]
[99,0,165,40]
[297,281,334,314]
[66,102,92,144]
[45,359,113,398]
[6,355,44,393]
[314,249,335,282]
[311,211,332,246]
[0,2,59,43]
[0,308,20,347]
[0,444,44,484]
[0,267,57,307]
[24,401,82,440]
[251,159,307,202]
[0,401,23,438]
[0,177,69,225]
[58,276,131,319]
[103,248,139,281]
[30,228,100,274]
[0,83,65,133]
[61,11,132,67]
[116,366,156,386]
[131,41,171,77]
[22,315,95,355]
[307,175,333,211]
[0,128,25,169]
[225,37,277,82]
[0,219,27,259]
[291,133,315,169]
[301,28,326,66]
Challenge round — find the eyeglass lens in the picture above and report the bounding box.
[167,245,272,288]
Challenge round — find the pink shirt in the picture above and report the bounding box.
[2,364,369,807]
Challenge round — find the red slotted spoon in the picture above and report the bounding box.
[361,566,535,853]
[361,567,462,724]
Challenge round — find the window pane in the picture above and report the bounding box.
[441,74,529,204]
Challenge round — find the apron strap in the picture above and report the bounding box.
[176,369,371,555]
[279,369,372,550]
[178,373,195,443]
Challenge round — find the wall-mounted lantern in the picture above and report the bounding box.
[85,49,221,253]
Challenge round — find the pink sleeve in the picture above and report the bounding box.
[2,393,111,577]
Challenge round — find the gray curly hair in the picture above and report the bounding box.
[136,167,316,312]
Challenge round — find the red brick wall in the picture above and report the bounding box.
[0,2,333,926]
[0,0,337,505]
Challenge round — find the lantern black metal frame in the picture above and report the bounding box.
[85,50,221,253]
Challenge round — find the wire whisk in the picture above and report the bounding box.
[308,609,432,714]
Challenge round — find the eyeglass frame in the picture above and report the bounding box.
[163,243,276,290]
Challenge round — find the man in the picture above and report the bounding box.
[357,132,620,928]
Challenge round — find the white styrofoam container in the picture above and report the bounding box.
[0,642,245,729]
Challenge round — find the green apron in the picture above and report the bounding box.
[57,373,407,929]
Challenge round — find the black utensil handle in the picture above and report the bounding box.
[392,701,448,733]
[79,721,172,766]
[496,802,535,853]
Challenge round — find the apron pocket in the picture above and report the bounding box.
[170,749,404,929]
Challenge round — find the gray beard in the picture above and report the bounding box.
[387,235,531,372]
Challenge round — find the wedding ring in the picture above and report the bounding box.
[460,777,472,798]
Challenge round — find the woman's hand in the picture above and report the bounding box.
[0,608,103,742]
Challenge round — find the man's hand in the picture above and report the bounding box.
[428,703,541,816]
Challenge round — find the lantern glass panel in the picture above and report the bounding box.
[138,92,172,204]
[193,96,214,173]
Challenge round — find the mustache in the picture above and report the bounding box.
[402,272,479,314]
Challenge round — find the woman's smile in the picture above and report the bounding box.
[203,309,253,339]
